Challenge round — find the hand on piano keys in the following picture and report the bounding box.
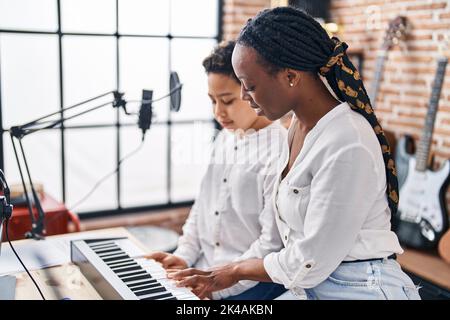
[145,251,188,270]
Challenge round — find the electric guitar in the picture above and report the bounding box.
[395,42,450,250]
[369,16,409,155]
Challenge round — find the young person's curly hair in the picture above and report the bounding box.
[202,41,239,84]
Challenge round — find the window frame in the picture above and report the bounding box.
[0,0,224,218]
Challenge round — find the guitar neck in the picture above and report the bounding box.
[369,52,388,110]
[415,58,448,172]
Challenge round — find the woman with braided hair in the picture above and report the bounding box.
[169,7,420,300]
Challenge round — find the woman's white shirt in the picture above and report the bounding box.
[263,102,403,291]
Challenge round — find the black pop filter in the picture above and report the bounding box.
[170,71,182,112]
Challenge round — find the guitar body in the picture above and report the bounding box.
[438,230,450,264]
[397,157,450,249]
[395,134,415,189]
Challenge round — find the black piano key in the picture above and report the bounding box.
[127,279,158,288]
[140,293,173,300]
[118,270,147,279]
[98,251,125,258]
[102,255,129,263]
[106,259,134,267]
[163,297,177,300]
[92,246,119,253]
[84,237,126,245]
[102,254,128,262]
[114,266,142,274]
[122,274,152,283]
[135,286,167,297]
[130,282,162,292]
[95,248,122,255]
[89,242,115,249]
[110,262,139,270]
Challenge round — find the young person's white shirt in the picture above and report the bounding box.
[174,121,286,299]
[263,102,404,295]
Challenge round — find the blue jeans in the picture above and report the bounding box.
[276,258,421,300]
[224,282,287,300]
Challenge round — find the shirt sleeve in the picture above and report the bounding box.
[172,200,202,267]
[237,166,283,261]
[263,144,381,289]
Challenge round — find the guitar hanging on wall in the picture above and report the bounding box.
[369,16,409,155]
[395,40,450,250]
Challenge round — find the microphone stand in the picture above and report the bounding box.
[0,169,14,255]
[7,71,182,241]
[8,91,127,240]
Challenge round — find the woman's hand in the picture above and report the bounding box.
[167,262,240,299]
[146,251,188,270]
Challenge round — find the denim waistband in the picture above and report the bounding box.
[341,254,397,264]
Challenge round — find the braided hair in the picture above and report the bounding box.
[202,40,239,84]
[237,6,399,218]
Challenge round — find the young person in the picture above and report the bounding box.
[168,7,421,300]
[148,41,286,300]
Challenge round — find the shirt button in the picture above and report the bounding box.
[223,178,227,183]
[234,146,238,151]
[215,242,220,247]
[305,264,312,269]
[293,189,299,194]
[215,211,219,216]
[284,235,288,241]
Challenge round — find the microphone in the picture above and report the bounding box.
[138,90,153,141]
[137,72,182,141]
[170,71,182,112]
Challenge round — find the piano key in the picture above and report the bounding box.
[110,260,137,268]
[100,252,127,259]
[103,255,130,263]
[84,238,126,245]
[140,292,174,300]
[122,274,153,283]
[106,258,134,267]
[95,248,122,255]
[92,246,120,253]
[98,251,125,259]
[131,282,164,293]
[89,242,116,249]
[99,252,128,260]
[127,279,158,289]
[134,286,167,297]
[115,268,143,276]
[118,270,147,279]
[111,262,138,273]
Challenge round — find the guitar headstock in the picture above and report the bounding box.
[437,33,450,60]
[382,16,409,51]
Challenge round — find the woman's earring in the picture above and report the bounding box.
[289,82,294,87]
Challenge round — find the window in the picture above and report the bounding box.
[0,0,222,215]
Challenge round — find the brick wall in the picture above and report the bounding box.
[221,0,450,211]
[329,0,450,209]
[222,0,271,41]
